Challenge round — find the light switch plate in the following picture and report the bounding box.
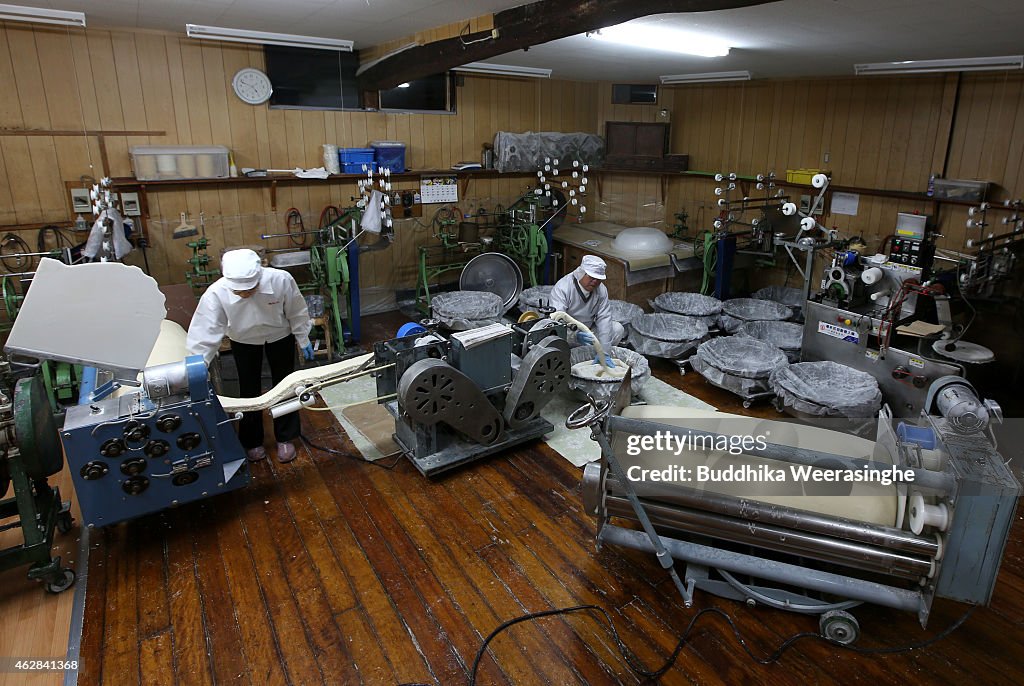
[70,188,91,214]
[120,192,141,216]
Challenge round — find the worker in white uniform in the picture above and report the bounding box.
[548,255,623,367]
[186,249,313,464]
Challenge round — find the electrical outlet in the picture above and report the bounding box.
[823,151,831,164]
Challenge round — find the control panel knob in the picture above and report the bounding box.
[156,414,182,433]
[122,476,150,495]
[144,439,171,458]
[80,461,109,480]
[100,438,126,458]
[120,457,148,476]
[176,432,202,451]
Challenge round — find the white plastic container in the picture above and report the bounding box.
[131,145,230,181]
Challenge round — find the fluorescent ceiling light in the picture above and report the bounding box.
[855,55,1023,75]
[591,22,730,58]
[0,3,85,27]
[453,62,551,79]
[186,24,353,51]
[660,71,751,85]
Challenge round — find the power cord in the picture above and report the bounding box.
[464,602,975,685]
[299,431,404,470]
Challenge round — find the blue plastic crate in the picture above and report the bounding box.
[371,141,406,172]
[339,147,375,164]
[341,161,374,174]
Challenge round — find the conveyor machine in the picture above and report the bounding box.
[574,376,1018,641]
[4,259,250,528]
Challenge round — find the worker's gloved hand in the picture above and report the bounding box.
[575,331,594,345]
[594,354,615,368]
[302,343,315,361]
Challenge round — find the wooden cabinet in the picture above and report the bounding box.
[603,122,687,172]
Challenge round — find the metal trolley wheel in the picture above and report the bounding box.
[45,568,76,594]
[819,610,861,645]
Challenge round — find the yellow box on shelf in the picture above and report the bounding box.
[785,168,826,184]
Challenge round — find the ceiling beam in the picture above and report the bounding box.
[357,0,778,91]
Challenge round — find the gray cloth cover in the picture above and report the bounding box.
[770,361,883,418]
[608,300,644,328]
[689,336,788,398]
[568,345,651,400]
[720,298,793,333]
[431,291,503,330]
[652,292,722,327]
[519,285,554,311]
[693,337,788,378]
[629,313,708,359]
[753,285,805,320]
[737,320,803,362]
[494,131,604,173]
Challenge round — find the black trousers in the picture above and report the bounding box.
[231,333,299,449]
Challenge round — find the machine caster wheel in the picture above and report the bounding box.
[56,511,74,534]
[742,400,753,409]
[819,610,860,645]
[45,568,76,594]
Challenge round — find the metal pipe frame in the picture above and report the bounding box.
[599,525,924,615]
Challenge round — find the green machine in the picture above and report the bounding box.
[263,207,364,351]
[415,189,567,314]
[0,369,75,593]
[3,272,81,413]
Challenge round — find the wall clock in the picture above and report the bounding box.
[232,68,273,105]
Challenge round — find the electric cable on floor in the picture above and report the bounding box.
[463,602,975,686]
[299,431,404,470]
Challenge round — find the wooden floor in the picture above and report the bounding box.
[0,467,80,686]
[73,312,1024,686]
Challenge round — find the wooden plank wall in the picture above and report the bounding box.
[661,73,1024,288]
[3,21,1023,297]
[0,23,598,302]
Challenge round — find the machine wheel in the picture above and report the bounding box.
[45,568,76,594]
[742,400,753,409]
[819,610,860,645]
[56,510,74,534]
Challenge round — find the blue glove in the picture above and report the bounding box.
[302,343,315,361]
[594,354,615,368]
[575,331,594,345]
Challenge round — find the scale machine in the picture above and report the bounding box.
[4,259,250,529]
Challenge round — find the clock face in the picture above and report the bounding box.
[232,68,273,105]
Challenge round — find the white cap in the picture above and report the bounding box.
[222,249,262,291]
[581,255,607,280]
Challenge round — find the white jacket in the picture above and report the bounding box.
[186,267,312,364]
[548,269,614,349]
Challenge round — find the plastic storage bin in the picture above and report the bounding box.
[339,148,375,174]
[932,178,989,202]
[131,145,229,181]
[371,141,406,172]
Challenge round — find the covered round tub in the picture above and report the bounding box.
[752,285,806,321]
[519,285,554,312]
[737,320,804,363]
[652,292,722,327]
[629,313,708,359]
[719,298,792,333]
[568,345,651,400]
[608,300,644,331]
[431,291,504,330]
[689,336,788,406]
[770,361,883,419]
